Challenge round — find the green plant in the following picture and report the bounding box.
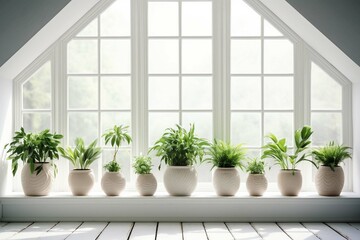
[205,140,246,170]
[4,128,63,176]
[246,157,266,174]
[261,125,317,171]
[312,141,352,171]
[149,124,209,169]
[104,161,121,172]
[58,138,102,169]
[133,155,153,174]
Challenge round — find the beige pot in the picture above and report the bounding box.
[68,169,95,196]
[315,166,344,196]
[246,174,268,196]
[101,172,126,196]
[21,163,53,196]
[278,169,302,196]
[136,173,157,196]
[213,168,240,196]
[164,166,197,196]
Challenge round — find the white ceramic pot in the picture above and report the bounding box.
[278,169,302,196]
[68,169,95,196]
[136,173,157,196]
[101,172,126,196]
[315,166,344,196]
[163,166,197,196]
[246,174,268,196]
[21,163,53,196]
[213,168,240,196]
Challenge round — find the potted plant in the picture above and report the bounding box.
[133,155,157,196]
[312,141,351,196]
[205,140,246,196]
[101,125,132,196]
[58,138,101,196]
[150,124,209,196]
[4,128,63,196]
[262,126,317,196]
[246,157,268,196]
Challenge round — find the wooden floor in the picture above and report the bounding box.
[0,222,359,240]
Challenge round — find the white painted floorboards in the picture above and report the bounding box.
[0,222,359,239]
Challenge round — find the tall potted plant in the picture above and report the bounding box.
[246,157,268,196]
[262,126,317,196]
[5,128,63,196]
[133,155,157,196]
[312,142,351,196]
[58,138,101,196]
[150,124,209,196]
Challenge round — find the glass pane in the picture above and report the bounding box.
[101,77,131,110]
[182,2,212,36]
[264,39,294,74]
[182,77,212,110]
[67,40,98,74]
[231,112,261,146]
[311,63,342,110]
[148,112,179,146]
[68,77,98,109]
[23,61,51,110]
[182,39,212,74]
[149,77,179,110]
[148,2,178,36]
[264,112,293,146]
[264,19,283,36]
[231,77,261,110]
[102,149,131,181]
[231,39,261,74]
[68,112,98,145]
[264,76,293,110]
[101,112,131,146]
[77,18,98,37]
[182,112,213,141]
[148,40,179,74]
[23,113,51,132]
[311,112,342,146]
[100,39,130,74]
[100,0,130,36]
[231,0,261,36]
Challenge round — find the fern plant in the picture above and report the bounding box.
[312,141,351,171]
[246,157,266,174]
[133,155,153,174]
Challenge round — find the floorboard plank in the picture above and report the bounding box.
[97,222,133,240]
[38,222,82,240]
[0,222,32,240]
[226,222,261,240]
[303,223,345,240]
[9,222,57,239]
[204,222,234,240]
[182,223,208,240]
[157,222,182,240]
[349,223,360,231]
[66,222,108,240]
[128,222,157,240]
[251,223,291,240]
[278,223,318,240]
[327,223,360,240]
[0,223,7,228]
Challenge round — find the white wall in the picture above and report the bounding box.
[353,83,360,193]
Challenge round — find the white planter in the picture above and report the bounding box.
[101,172,126,196]
[136,173,157,196]
[68,169,95,196]
[246,174,268,196]
[21,163,53,196]
[278,169,302,196]
[163,166,197,196]
[213,168,240,196]
[315,166,344,196]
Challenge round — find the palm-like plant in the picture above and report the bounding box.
[312,141,351,171]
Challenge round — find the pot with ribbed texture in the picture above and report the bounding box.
[246,173,268,196]
[213,168,240,196]
[315,166,344,196]
[21,163,53,196]
[68,169,95,196]
[136,173,157,196]
[278,169,302,196]
[164,166,197,196]
[101,172,126,196]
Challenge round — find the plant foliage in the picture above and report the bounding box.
[312,141,351,171]
[104,160,121,172]
[103,125,132,162]
[246,157,266,174]
[133,155,153,174]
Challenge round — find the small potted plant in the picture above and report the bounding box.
[4,128,63,196]
[150,124,209,196]
[312,141,351,196]
[262,125,317,196]
[101,125,132,196]
[206,140,246,196]
[58,138,101,196]
[133,155,157,196]
[246,157,268,196]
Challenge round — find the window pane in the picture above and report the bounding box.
[264,19,283,36]
[231,0,261,36]
[102,149,131,180]
[101,112,131,146]
[148,2,178,36]
[264,112,293,146]
[100,39,131,74]
[231,39,261,74]
[264,39,294,74]
[148,112,179,146]
[77,18,98,37]
[149,40,179,74]
[100,0,130,36]
[182,2,212,36]
[231,77,261,110]
[23,61,51,110]
[68,77,98,110]
[68,40,98,74]
[23,113,51,132]
[264,76,293,110]
[182,112,213,141]
[101,77,131,110]
[231,112,261,146]
[311,112,342,146]
[149,77,179,110]
[182,77,212,110]
[182,39,212,74]
[68,112,98,145]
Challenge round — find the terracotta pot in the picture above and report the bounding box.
[278,169,302,196]
[246,174,268,196]
[68,169,95,196]
[315,166,344,196]
[21,163,53,196]
[101,172,126,196]
[163,166,197,196]
[213,168,240,196]
[136,173,157,196]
